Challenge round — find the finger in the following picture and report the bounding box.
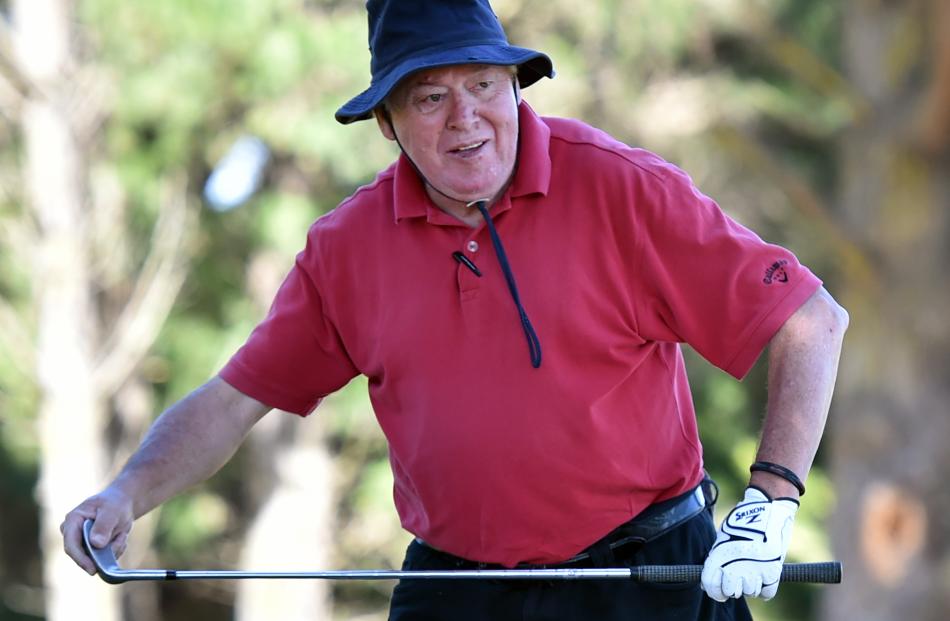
[62,512,97,575]
[112,529,130,559]
[742,574,763,598]
[701,565,727,603]
[89,510,120,549]
[720,570,744,600]
[760,581,779,601]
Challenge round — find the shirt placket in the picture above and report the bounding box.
[457,234,483,301]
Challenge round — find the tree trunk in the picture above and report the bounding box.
[826,1,950,619]
[234,250,335,621]
[235,414,335,621]
[12,0,120,619]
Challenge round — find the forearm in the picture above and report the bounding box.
[751,287,849,498]
[62,375,272,572]
[111,376,270,518]
[702,288,848,601]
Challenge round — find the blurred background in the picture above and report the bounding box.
[1,0,947,619]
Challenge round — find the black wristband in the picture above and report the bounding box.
[750,461,806,496]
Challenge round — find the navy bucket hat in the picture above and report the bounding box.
[335,0,554,125]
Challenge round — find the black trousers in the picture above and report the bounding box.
[388,510,753,621]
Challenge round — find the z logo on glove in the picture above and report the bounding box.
[736,506,765,525]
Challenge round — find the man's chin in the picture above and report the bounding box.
[428,184,500,206]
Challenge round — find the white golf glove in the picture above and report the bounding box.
[701,487,798,602]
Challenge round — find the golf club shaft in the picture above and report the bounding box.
[83,519,842,585]
[101,563,843,583]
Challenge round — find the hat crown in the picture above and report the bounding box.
[367,0,510,83]
[335,0,552,123]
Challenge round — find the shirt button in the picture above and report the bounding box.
[467,240,479,253]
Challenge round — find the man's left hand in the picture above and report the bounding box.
[701,487,798,602]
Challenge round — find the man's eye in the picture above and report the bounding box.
[424,93,443,103]
[477,81,492,90]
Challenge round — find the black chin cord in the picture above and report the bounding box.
[469,200,542,368]
[385,111,541,368]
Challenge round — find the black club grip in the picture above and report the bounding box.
[632,562,842,584]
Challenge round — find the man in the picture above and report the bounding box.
[62,0,849,619]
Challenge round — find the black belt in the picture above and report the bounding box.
[416,480,713,570]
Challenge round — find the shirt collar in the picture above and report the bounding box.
[509,101,552,200]
[392,101,552,224]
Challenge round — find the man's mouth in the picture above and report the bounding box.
[450,141,486,153]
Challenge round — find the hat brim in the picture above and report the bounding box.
[335,44,553,125]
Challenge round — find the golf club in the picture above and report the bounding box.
[82,520,842,586]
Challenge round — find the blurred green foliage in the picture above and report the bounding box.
[0,0,850,619]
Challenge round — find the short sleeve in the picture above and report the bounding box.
[632,164,822,379]
[219,235,360,415]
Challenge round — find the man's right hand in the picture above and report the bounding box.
[60,377,270,574]
[61,487,134,576]
[59,377,271,576]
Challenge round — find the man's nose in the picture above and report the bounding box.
[446,91,478,129]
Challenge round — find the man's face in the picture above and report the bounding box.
[378,64,520,206]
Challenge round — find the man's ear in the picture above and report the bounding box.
[374,108,397,141]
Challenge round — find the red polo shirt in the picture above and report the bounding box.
[220,102,821,566]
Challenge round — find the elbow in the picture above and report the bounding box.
[807,287,849,346]
[779,287,849,346]
[833,299,850,336]
[822,290,850,341]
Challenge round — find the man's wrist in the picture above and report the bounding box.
[110,474,151,519]
[748,471,800,501]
